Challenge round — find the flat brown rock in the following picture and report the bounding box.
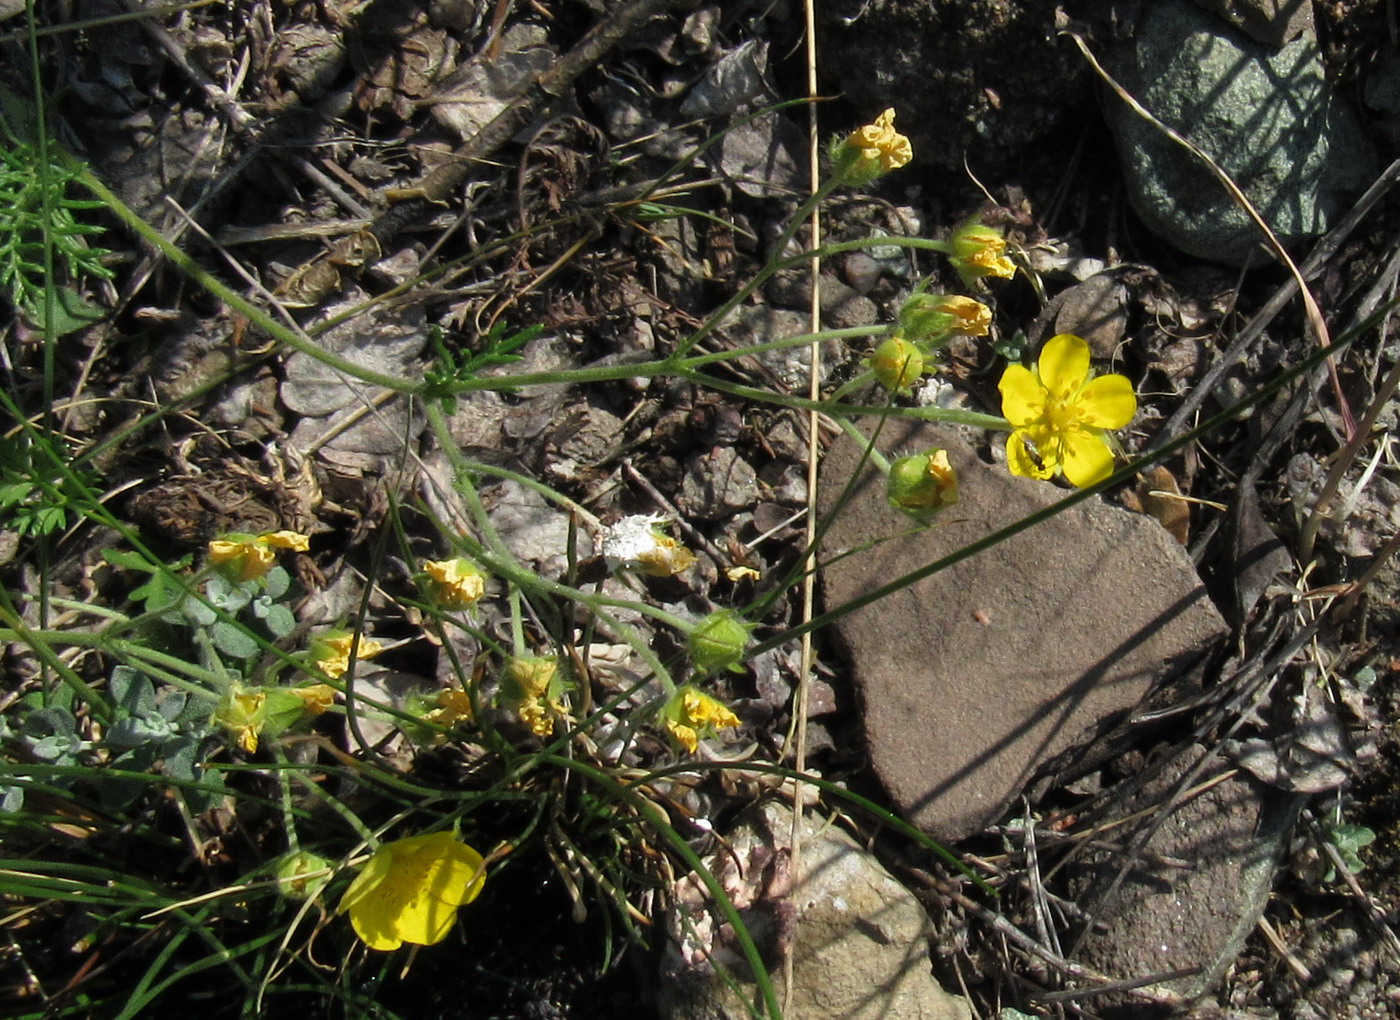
[818,421,1227,841]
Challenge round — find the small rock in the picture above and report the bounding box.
[844,253,883,295]
[660,801,973,1020]
[1106,0,1376,266]
[680,447,758,519]
[819,422,1227,841]
[1066,744,1303,1015]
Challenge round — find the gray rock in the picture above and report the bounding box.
[1066,744,1302,1015]
[1106,0,1377,266]
[660,801,972,1020]
[680,446,758,519]
[818,422,1227,842]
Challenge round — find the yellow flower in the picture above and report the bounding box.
[422,688,474,729]
[662,686,741,753]
[869,336,924,393]
[887,448,959,521]
[289,683,337,716]
[834,108,912,184]
[899,293,992,340]
[212,683,267,752]
[421,558,486,609]
[208,530,310,583]
[998,333,1137,488]
[948,220,1016,286]
[311,631,385,680]
[502,656,566,737]
[339,832,487,951]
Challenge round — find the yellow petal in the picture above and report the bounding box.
[1004,431,1046,480]
[1037,334,1091,401]
[1060,430,1117,488]
[1076,374,1137,429]
[260,530,310,551]
[998,365,1046,427]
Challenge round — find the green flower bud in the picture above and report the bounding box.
[869,336,924,393]
[888,448,959,522]
[275,850,332,901]
[689,610,755,675]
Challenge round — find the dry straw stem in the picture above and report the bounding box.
[1062,27,1354,439]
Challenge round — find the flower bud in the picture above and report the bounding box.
[869,336,924,393]
[888,448,959,522]
[276,850,332,901]
[689,610,754,675]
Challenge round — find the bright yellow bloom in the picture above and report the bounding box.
[887,448,959,521]
[948,221,1017,286]
[211,684,267,752]
[421,558,486,609]
[339,832,487,951]
[663,686,741,753]
[311,632,385,680]
[207,530,310,583]
[869,336,924,393]
[998,333,1137,488]
[845,109,912,172]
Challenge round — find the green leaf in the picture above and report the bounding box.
[211,621,259,659]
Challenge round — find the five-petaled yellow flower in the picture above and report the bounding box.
[948,221,1017,287]
[310,631,385,680]
[421,558,487,609]
[662,686,741,753]
[998,333,1137,488]
[339,831,487,952]
[835,108,912,184]
[208,530,309,583]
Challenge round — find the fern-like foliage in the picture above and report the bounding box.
[0,127,113,322]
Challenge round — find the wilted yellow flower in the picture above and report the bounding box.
[600,515,697,577]
[310,631,385,680]
[663,686,741,753]
[888,448,959,521]
[422,688,474,729]
[836,108,913,184]
[339,831,487,951]
[207,530,310,583]
[421,558,486,609]
[869,336,925,393]
[503,656,566,737]
[948,220,1016,286]
[899,293,992,340]
[289,683,337,716]
[999,333,1137,488]
[212,683,267,752]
